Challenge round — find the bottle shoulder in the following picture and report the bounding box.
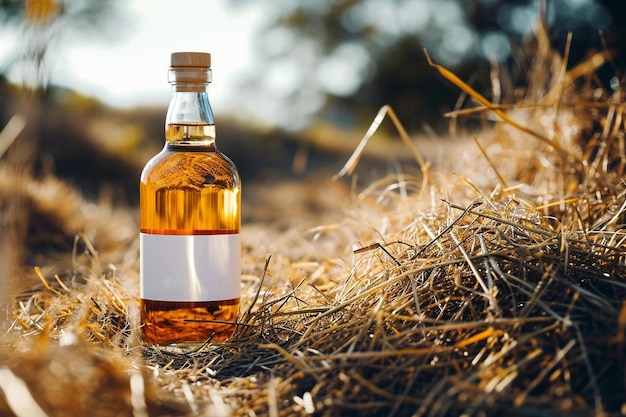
[141,146,240,189]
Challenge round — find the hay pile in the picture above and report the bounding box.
[2,28,626,416]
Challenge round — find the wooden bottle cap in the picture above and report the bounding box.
[168,52,212,84]
[170,52,211,68]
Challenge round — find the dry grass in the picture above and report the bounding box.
[2,26,626,416]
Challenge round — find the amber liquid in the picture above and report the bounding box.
[141,299,239,345]
[140,123,241,346]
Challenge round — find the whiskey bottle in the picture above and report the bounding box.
[140,52,241,348]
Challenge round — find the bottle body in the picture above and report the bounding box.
[140,129,241,345]
[140,53,241,347]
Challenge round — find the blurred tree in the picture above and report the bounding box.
[236,0,625,133]
[0,0,127,276]
[0,0,125,89]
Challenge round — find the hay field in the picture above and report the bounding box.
[1,30,626,416]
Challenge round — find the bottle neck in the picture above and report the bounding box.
[165,83,216,147]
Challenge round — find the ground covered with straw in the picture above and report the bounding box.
[1,30,626,416]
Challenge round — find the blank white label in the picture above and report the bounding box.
[140,233,241,302]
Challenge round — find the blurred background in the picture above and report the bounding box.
[0,0,624,210]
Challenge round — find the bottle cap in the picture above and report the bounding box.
[171,52,211,68]
[168,52,212,84]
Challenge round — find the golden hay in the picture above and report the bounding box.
[2,28,626,416]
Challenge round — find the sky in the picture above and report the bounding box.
[0,0,262,113]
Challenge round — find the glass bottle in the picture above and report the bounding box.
[139,52,241,348]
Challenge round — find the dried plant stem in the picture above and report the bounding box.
[424,49,582,163]
[334,105,437,191]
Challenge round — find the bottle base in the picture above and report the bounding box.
[141,298,239,346]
